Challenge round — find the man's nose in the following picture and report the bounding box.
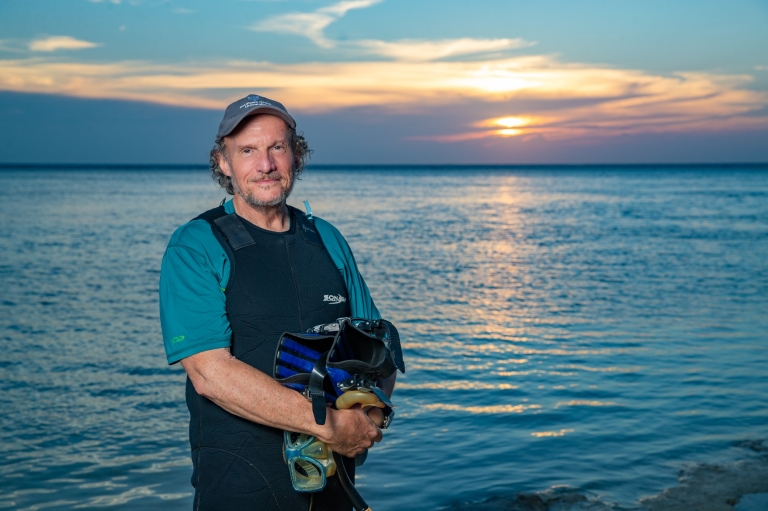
[254,150,277,173]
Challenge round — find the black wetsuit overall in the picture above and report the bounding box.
[188,205,354,511]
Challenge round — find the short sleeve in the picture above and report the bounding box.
[159,220,232,364]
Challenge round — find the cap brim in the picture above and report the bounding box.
[218,107,296,138]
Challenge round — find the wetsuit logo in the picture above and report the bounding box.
[323,294,347,305]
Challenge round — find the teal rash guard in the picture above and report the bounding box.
[159,200,380,365]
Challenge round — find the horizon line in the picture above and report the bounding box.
[1,162,768,171]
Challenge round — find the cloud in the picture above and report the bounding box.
[319,0,382,17]
[355,37,534,61]
[173,8,195,14]
[250,0,382,48]
[0,55,765,140]
[755,65,768,71]
[29,36,101,52]
[250,1,532,61]
[88,0,122,4]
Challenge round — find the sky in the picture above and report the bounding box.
[0,0,767,164]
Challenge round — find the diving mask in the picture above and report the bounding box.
[283,431,337,492]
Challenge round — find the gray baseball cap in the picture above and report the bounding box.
[216,94,296,138]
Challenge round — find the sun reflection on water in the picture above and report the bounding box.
[422,403,542,414]
[531,429,575,438]
[555,400,619,408]
[396,381,518,390]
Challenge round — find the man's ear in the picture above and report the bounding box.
[218,150,232,177]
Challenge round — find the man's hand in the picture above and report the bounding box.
[318,407,382,458]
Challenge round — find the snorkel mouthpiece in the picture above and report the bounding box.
[335,390,384,410]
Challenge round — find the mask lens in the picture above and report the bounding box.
[284,431,336,491]
[288,457,326,492]
[286,431,313,449]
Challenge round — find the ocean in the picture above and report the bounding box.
[1,165,767,511]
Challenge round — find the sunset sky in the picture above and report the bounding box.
[1,0,767,164]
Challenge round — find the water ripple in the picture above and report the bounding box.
[1,167,767,510]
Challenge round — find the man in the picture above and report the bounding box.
[159,94,393,510]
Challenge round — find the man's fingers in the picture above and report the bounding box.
[366,407,385,428]
[325,407,383,456]
[362,409,383,444]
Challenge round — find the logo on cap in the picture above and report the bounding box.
[240,99,274,110]
[247,94,260,101]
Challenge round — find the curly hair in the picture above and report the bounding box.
[209,125,311,195]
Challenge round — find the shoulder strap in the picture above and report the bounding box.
[213,215,255,251]
[194,205,255,252]
[193,204,227,224]
[192,205,241,293]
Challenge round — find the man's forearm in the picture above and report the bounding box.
[181,347,325,435]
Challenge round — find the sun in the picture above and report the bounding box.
[471,116,535,137]
[494,117,530,128]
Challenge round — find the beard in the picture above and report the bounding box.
[232,169,295,208]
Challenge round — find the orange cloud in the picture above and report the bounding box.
[0,54,766,140]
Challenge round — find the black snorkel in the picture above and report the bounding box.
[333,451,372,511]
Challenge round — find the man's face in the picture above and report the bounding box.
[219,114,296,208]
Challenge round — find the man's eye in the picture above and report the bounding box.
[242,149,251,154]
